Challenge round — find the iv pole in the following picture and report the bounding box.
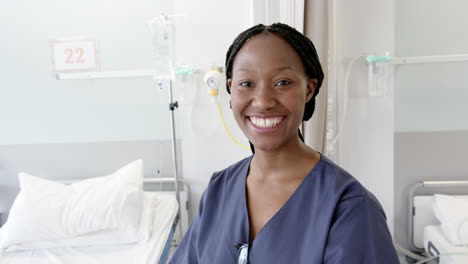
[167,78,183,243]
[151,13,184,245]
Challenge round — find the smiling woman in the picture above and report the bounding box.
[228,31,316,154]
[169,23,399,264]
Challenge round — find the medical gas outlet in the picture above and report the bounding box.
[204,69,223,104]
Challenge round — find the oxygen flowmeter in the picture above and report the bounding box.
[204,67,223,103]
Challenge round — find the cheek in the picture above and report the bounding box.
[230,102,244,121]
[230,97,249,130]
[230,93,247,116]
[284,91,306,111]
[281,92,307,123]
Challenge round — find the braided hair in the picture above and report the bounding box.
[225,23,324,153]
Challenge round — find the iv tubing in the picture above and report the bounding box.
[324,0,338,159]
[216,103,250,151]
[326,55,363,152]
[393,243,425,261]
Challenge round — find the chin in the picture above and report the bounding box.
[250,141,284,152]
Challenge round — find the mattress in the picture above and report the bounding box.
[0,193,178,264]
[423,225,468,264]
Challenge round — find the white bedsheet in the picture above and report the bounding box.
[0,193,178,264]
[424,225,468,264]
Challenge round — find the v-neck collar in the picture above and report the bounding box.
[241,153,324,245]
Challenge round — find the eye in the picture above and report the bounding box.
[239,81,253,87]
[276,79,292,86]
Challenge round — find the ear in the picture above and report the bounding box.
[306,79,318,102]
[227,79,233,109]
[227,79,233,92]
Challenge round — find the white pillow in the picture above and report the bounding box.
[433,194,468,246]
[1,192,158,252]
[0,160,143,250]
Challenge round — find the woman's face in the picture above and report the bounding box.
[228,32,317,152]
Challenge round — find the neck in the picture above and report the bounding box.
[250,137,318,182]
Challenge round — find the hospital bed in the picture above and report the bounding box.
[409,181,468,264]
[0,161,190,264]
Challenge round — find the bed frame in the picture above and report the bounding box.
[159,214,179,264]
[142,177,190,263]
[143,177,191,243]
[409,181,468,252]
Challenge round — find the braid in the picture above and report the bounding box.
[225,23,324,153]
[225,23,324,121]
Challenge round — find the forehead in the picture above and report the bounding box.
[232,32,305,73]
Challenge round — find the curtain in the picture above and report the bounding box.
[303,0,328,153]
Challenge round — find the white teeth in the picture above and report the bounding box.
[250,117,283,128]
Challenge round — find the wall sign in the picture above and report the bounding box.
[51,39,98,72]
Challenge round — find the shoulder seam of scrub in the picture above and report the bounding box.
[338,192,369,203]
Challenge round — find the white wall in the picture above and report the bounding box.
[395,0,468,132]
[0,0,174,144]
[334,0,395,234]
[172,0,252,217]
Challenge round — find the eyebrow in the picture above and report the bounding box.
[235,66,294,73]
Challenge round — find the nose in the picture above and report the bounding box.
[252,82,276,110]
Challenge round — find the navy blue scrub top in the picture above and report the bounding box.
[169,154,399,263]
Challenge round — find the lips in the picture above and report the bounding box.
[248,116,285,129]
